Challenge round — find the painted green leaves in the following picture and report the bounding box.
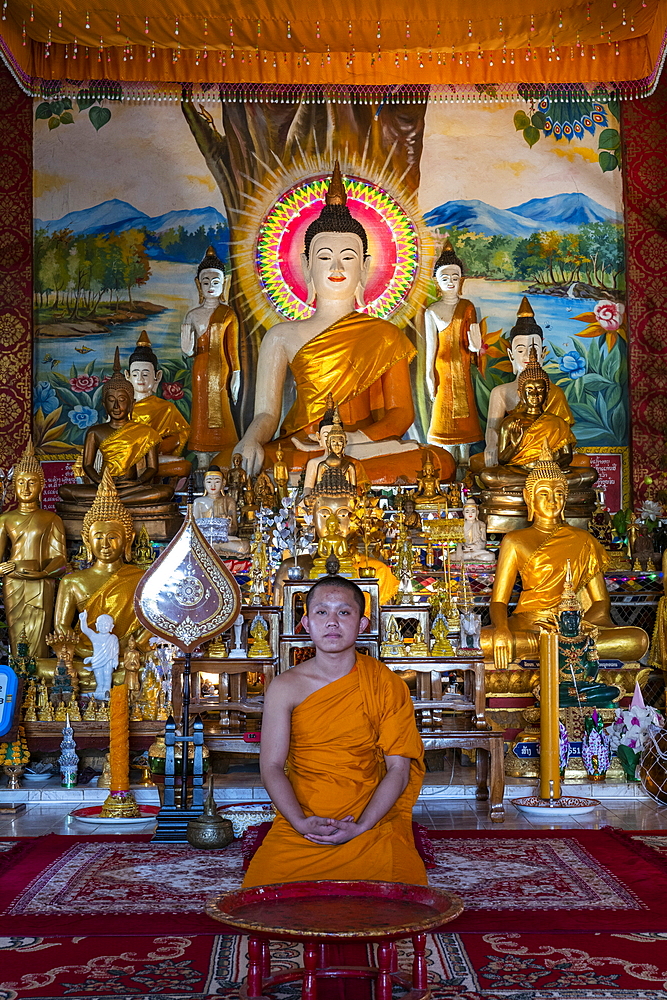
[514,109,547,148]
[35,89,115,132]
[598,128,621,172]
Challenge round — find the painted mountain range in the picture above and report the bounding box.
[424,192,622,238]
[34,198,228,237]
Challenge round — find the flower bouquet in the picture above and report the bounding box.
[606,683,664,781]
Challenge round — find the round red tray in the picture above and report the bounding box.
[206,879,463,940]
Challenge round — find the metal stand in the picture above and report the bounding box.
[151,711,206,843]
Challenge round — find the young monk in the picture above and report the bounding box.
[242,576,427,887]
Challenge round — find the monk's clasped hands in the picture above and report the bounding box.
[297,814,365,845]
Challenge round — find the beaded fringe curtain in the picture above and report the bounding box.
[624,69,667,502]
[0,0,666,100]
[0,58,32,470]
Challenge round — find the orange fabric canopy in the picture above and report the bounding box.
[1,0,665,93]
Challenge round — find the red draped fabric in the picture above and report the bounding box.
[0,59,32,470]
[623,67,667,502]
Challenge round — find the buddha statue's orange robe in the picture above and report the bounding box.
[99,422,161,479]
[190,303,240,453]
[216,312,455,484]
[132,396,189,456]
[82,564,146,649]
[243,654,427,887]
[428,299,483,446]
[509,412,575,467]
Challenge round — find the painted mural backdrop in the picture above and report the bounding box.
[32,94,627,470]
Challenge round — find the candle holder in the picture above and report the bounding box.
[3,764,25,790]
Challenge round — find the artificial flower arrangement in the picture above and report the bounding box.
[606,683,664,781]
[0,726,30,766]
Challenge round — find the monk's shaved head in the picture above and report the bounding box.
[306,576,365,618]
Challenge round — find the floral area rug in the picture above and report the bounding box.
[1,930,667,1000]
[2,829,667,936]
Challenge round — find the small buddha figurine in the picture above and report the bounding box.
[227,452,250,505]
[37,679,54,721]
[131,524,155,570]
[54,470,147,683]
[402,497,423,533]
[272,446,290,500]
[415,452,443,504]
[553,563,622,708]
[79,611,119,701]
[124,330,191,480]
[138,660,161,720]
[380,616,408,658]
[425,240,483,466]
[254,471,276,510]
[22,680,37,722]
[310,513,356,579]
[50,660,73,707]
[181,246,240,469]
[431,615,456,656]
[0,440,67,657]
[454,499,495,564]
[408,622,430,657]
[248,614,272,658]
[249,527,270,604]
[480,446,648,668]
[193,466,250,558]
[122,635,142,695]
[303,396,367,497]
[58,348,173,506]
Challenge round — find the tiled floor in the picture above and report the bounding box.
[2,795,667,837]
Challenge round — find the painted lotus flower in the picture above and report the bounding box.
[559,351,586,379]
[69,374,100,392]
[594,300,625,332]
[34,381,59,415]
[162,381,184,401]
[68,405,99,429]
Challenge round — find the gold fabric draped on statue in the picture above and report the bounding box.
[281,311,416,439]
[428,299,483,446]
[83,564,146,647]
[98,422,161,479]
[509,413,576,467]
[131,396,189,456]
[242,654,427,887]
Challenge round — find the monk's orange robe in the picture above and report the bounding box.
[243,654,427,887]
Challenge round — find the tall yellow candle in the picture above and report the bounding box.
[539,630,561,800]
[109,683,130,793]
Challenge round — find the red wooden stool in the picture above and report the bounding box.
[206,879,463,1000]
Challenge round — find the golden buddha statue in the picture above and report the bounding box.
[310,513,356,578]
[124,331,191,480]
[228,162,455,486]
[58,348,174,506]
[192,466,250,558]
[181,246,240,469]
[380,616,407,658]
[478,347,597,530]
[122,635,142,694]
[408,622,430,657]
[248,614,272,657]
[472,297,574,471]
[0,440,67,657]
[272,446,290,500]
[425,240,483,467]
[310,403,356,495]
[402,497,423,534]
[480,447,648,668]
[415,451,443,505]
[254,471,276,510]
[53,471,148,686]
[431,615,455,656]
[227,453,249,505]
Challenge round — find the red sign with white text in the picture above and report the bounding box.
[40,461,76,511]
[584,453,623,512]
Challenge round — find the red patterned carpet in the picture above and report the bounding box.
[1,929,667,999]
[2,828,667,937]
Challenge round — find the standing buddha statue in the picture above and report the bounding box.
[425,240,483,466]
[0,440,67,657]
[181,246,240,469]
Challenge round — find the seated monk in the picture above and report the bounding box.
[53,471,148,684]
[479,345,597,493]
[222,162,455,485]
[124,331,191,480]
[480,447,648,667]
[59,348,173,506]
[243,576,427,887]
